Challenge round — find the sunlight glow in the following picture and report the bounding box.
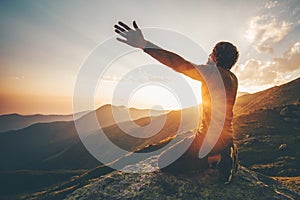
[128,85,181,110]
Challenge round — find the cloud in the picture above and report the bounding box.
[245,15,292,53]
[233,42,300,91]
[264,1,278,9]
[273,42,300,71]
[234,59,278,85]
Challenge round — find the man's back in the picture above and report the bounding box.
[199,65,238,151]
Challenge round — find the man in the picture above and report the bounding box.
[114,21,239,184]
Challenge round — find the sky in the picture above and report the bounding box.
[0,0,299,115]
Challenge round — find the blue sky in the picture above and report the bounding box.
[0,0,299,114]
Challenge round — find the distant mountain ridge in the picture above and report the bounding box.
[76,104,167,134]
[0,105,166,133]
[0,113,76,133]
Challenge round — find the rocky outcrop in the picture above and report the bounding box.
[280,104,300,122]
[27,156,299,200]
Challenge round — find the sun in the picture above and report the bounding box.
[127,78,202,110]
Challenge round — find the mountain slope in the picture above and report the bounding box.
[0,121,100,171]
[233,107,299,177]
[234,77,300,115]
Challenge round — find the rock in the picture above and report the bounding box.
[27,156,299,200]
[280,104,300,122]
[278,144,287,150]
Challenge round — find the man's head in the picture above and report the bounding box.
[210,42,239,70]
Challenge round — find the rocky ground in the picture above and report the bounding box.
[27,155,299,200]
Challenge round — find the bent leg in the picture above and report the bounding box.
[161,155,208,173]
[158,131,208,173]
[208,134,234,156]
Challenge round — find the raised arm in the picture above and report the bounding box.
[114,21,203,82]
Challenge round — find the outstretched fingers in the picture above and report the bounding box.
[114,21,132,39]
[114,28,126,38]
[114,20,143,46]
[133,21,139,29]
[116,37,127,44]
[114,24,126,32]
[118,21,131,30]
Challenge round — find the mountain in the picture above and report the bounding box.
[1,78,300,199]
[24,100,300,199]
[0,113,77,133]
[95,104,167,127]
[0,104,170,170]
[0,105,194,171]
[0,105,194,199]
[234,77,300,116]
[76,104,167,134]
[0,104,165,133]
[24,77,299,199]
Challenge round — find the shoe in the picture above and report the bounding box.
[217,144,238,184]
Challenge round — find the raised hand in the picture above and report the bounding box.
[114,21,147,49]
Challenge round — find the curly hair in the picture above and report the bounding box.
[211,42,239,70]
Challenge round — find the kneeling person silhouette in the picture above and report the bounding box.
[114,21,239,184]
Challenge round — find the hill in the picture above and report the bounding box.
[234,77,300,115]
[233,107,299,177]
